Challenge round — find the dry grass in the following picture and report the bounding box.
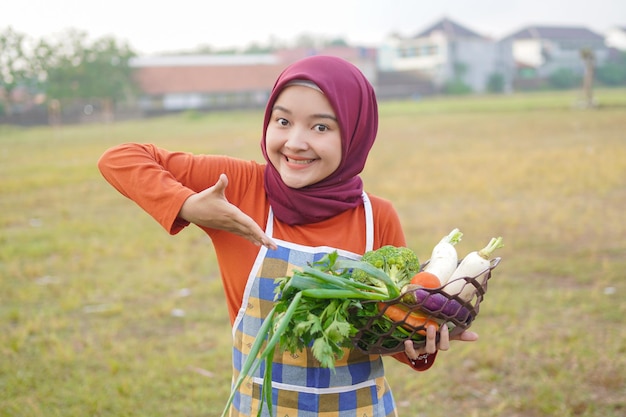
[1,89,625,416]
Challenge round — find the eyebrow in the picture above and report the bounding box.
[272,105,338,122]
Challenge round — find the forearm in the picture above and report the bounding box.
[98,143,195,234]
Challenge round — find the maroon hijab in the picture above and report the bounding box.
[260,55,379,225]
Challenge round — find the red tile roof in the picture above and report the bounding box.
[133,63,284,95]
[130,49,379,96]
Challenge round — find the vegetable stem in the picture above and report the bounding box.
[334,259,401,299]
[220,292,303,417]
[478,236,504,259]
[444,228,463,245]
[300,266,388,295]
[301,288,389,300]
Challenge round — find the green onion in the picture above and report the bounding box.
[220,291,303,417]
[301,288,388,300]
[334,259,401,299]
[299,266,389,295]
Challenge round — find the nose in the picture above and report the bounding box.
[284,127,310,151]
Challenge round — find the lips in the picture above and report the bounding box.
[285,155,315,165]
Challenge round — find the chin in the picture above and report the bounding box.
[283,180,307,189]
[280,175,311,189]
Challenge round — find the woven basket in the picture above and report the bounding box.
[351,257,501,355]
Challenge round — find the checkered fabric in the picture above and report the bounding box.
[230,240,397,417]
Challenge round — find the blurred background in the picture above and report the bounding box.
[2,2,625,417]
[1,0,625,125]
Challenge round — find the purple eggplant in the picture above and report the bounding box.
[401,285,473,325]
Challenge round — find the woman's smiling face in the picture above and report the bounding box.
[264,85,342,189]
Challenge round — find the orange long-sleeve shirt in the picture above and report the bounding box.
[98,143,431,369]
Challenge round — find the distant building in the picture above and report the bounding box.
[605,26,626,50]
[377,17,515,93]
[129,54,284,113]
[501,25,610,79]
[128,21,619,113]
[130,47,378,114]
[274,46,378,82]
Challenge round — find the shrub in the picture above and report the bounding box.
[486,73,505,93]
[442,80,473,95]
[547,68,581,90]
[596,52,626,86]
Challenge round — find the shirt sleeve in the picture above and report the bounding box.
[392,351,438,371]
[97,143,261,234]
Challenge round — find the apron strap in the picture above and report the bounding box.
[361,192,374,253]
[265,208,275,238]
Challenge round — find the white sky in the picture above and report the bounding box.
[3,0,625,55]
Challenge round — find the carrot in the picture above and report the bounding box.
[378,303,440,335]
[410,271,441,288]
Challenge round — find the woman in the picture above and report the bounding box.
[98,55,477,416]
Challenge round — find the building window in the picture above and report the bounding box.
[399,47,415,57]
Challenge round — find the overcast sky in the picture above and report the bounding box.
[3,0,624,55]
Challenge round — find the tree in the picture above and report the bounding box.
[580,48,595,108]
[547,68,580,90]
[443,62,472,95]
[243,42,273,54]
[42,29,136,105]
[486,72,505,93]
[0,27,33,115]
[596,51,626,86]
[294,33,318,48]
[327,38,349,47]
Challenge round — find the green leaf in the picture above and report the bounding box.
[326,320,352,341]
[311,338,336,369]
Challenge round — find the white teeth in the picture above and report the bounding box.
[286,157,313,165]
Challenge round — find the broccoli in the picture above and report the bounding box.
[352,245,420,291]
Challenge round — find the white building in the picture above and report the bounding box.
[605,26,626,50]
[377,17,515,93]
[501,25,610,78]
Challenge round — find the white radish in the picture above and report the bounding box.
[423,228,463,285]
[442,236,504,301]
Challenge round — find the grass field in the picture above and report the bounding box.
[1,89,625,417]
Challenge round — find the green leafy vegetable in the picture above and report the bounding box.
[349,245,421,291]
[220,247,423,417]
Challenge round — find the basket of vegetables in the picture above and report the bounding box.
[348,229,502,354]
[350,237,501,355]
[220,228,503,417]
[351,261,500,354]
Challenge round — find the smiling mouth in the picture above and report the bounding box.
[285,156,315,165]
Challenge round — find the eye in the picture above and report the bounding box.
[276,117,289,127]
[313,124,329,132]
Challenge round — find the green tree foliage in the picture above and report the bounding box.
[443,62,472,95]
[547,68,581,90]
[42,29,137,103]
[486,72,505,93]
[0,27,33,115]
[1,26,137,116]
[442,80,472,94]
[242,42,273,54]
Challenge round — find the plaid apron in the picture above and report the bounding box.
[229,193,398,417]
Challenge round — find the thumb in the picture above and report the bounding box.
[212,173,229,196]
[459,330,479,342]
